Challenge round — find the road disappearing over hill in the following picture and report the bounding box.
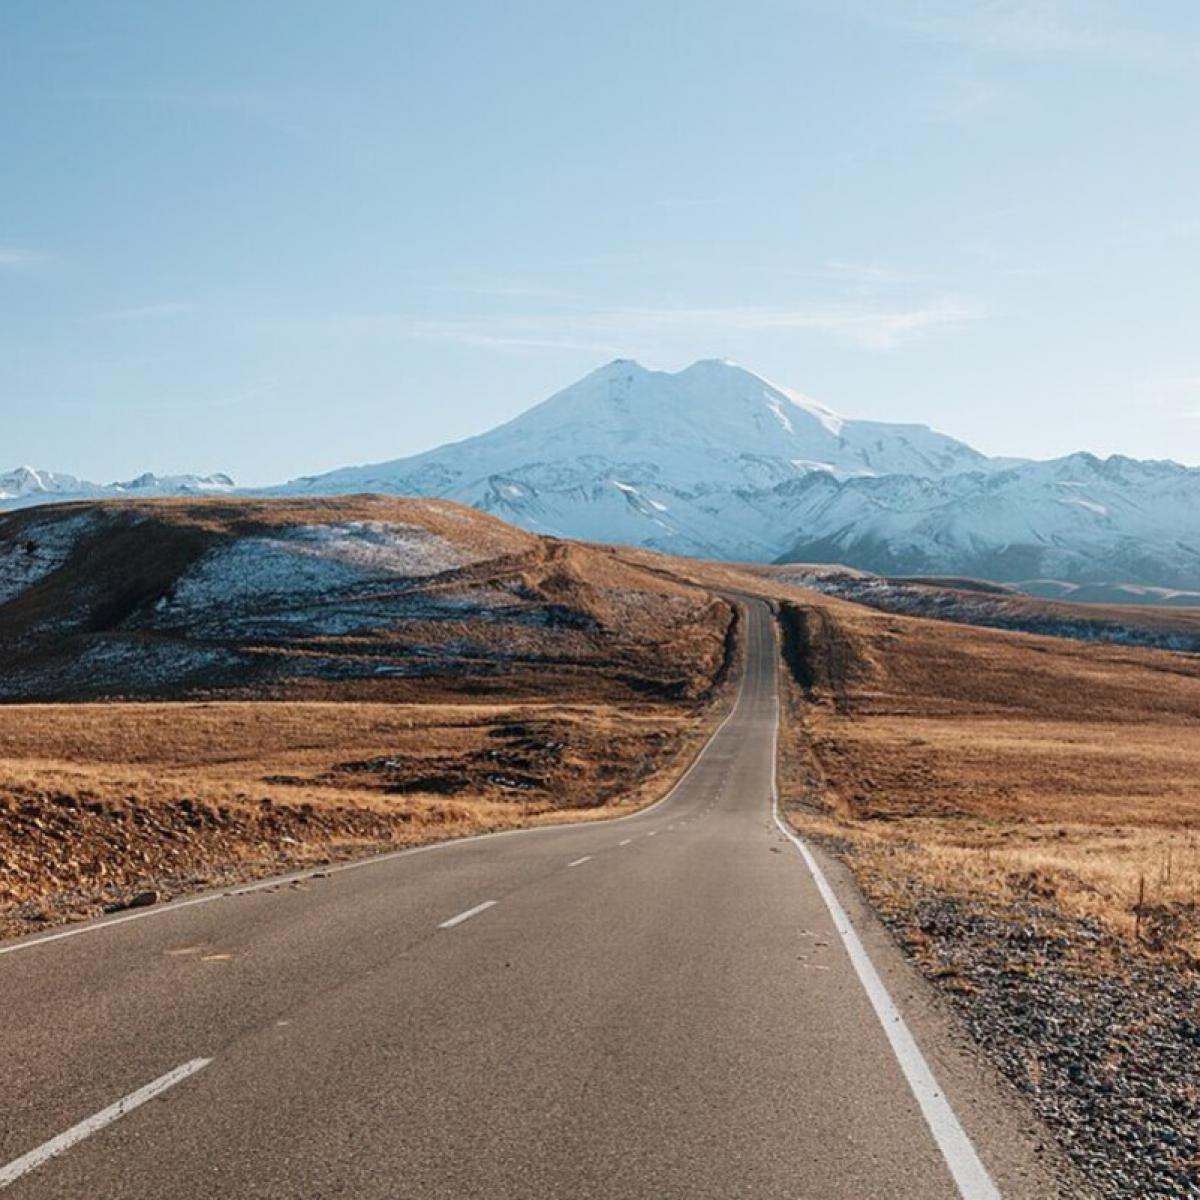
[0,604,1060,1198]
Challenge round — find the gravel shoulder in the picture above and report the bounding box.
[795,824,1200,1200]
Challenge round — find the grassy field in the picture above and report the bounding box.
[763,587,1200,959]
[7,528,1199,1192]
[0,697,719,937]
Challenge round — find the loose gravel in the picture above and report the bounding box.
[877,886,1200,1198]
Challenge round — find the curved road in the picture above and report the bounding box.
[0,604,1063,1198]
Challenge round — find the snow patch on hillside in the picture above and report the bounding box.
[778,570,1200,653]
[766,395,795,434]
[74,639,246,689]
[0,512,96,606]
[163,522,473,612]
[1062,497,1108,517]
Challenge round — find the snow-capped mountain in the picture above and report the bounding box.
[298,359,986,491]
[0,466,235,508]
[0,466,91,502]
[284,359,991,560]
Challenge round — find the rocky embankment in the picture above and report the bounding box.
[0,787,404,935]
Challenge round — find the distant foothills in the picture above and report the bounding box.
[7,359,1200,598]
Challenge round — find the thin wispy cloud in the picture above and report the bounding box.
[924,76,1011,124]
[413,330,623,356]
[612,297,983,350]
[953,239,1050,279]
[857,1,1199,65]
[327,312,619,357]
[644,196,730,211]
[428,281,569,300]
[1139,220,1200,245]
[818,260,912,286]
[337,294,983,354]
[0,245,44,268]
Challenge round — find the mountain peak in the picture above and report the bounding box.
[588,357,653,379]
[589,358,764,387]
[681,357,741,372]
[285,357,989,530]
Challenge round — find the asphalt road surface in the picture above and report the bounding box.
[0,603,1066,1198]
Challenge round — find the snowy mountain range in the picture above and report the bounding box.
[0,465,235,507]
[773,452,1200,589]
[9,358,1200,592]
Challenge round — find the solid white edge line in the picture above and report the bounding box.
[0,619,750,961]
[437,900,497,929]
[766,645,1000,1200]
[0,1058,211,1188]
[0,892,226,958]
[566,856,591,867]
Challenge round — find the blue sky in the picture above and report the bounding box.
[4,0,1200,483]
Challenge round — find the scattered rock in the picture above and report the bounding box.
[103,889,159,914]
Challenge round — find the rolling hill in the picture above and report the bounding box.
[0,496,733,703]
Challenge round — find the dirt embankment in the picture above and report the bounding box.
[769,592,1200,1199]
[775,600,868,710]
[0,696,728,940]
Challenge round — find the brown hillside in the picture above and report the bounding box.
[0,496,733,704]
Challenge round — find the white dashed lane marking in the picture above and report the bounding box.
[438,901,497,929]
[0,1058,212,1189]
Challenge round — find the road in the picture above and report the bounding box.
[0,603,1061,1198]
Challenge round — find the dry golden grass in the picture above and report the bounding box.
[0,699,658,784]
[7,493,540,555]
[745,577,1200,958]
[10,501,1198,960]
[0,696,718,937]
